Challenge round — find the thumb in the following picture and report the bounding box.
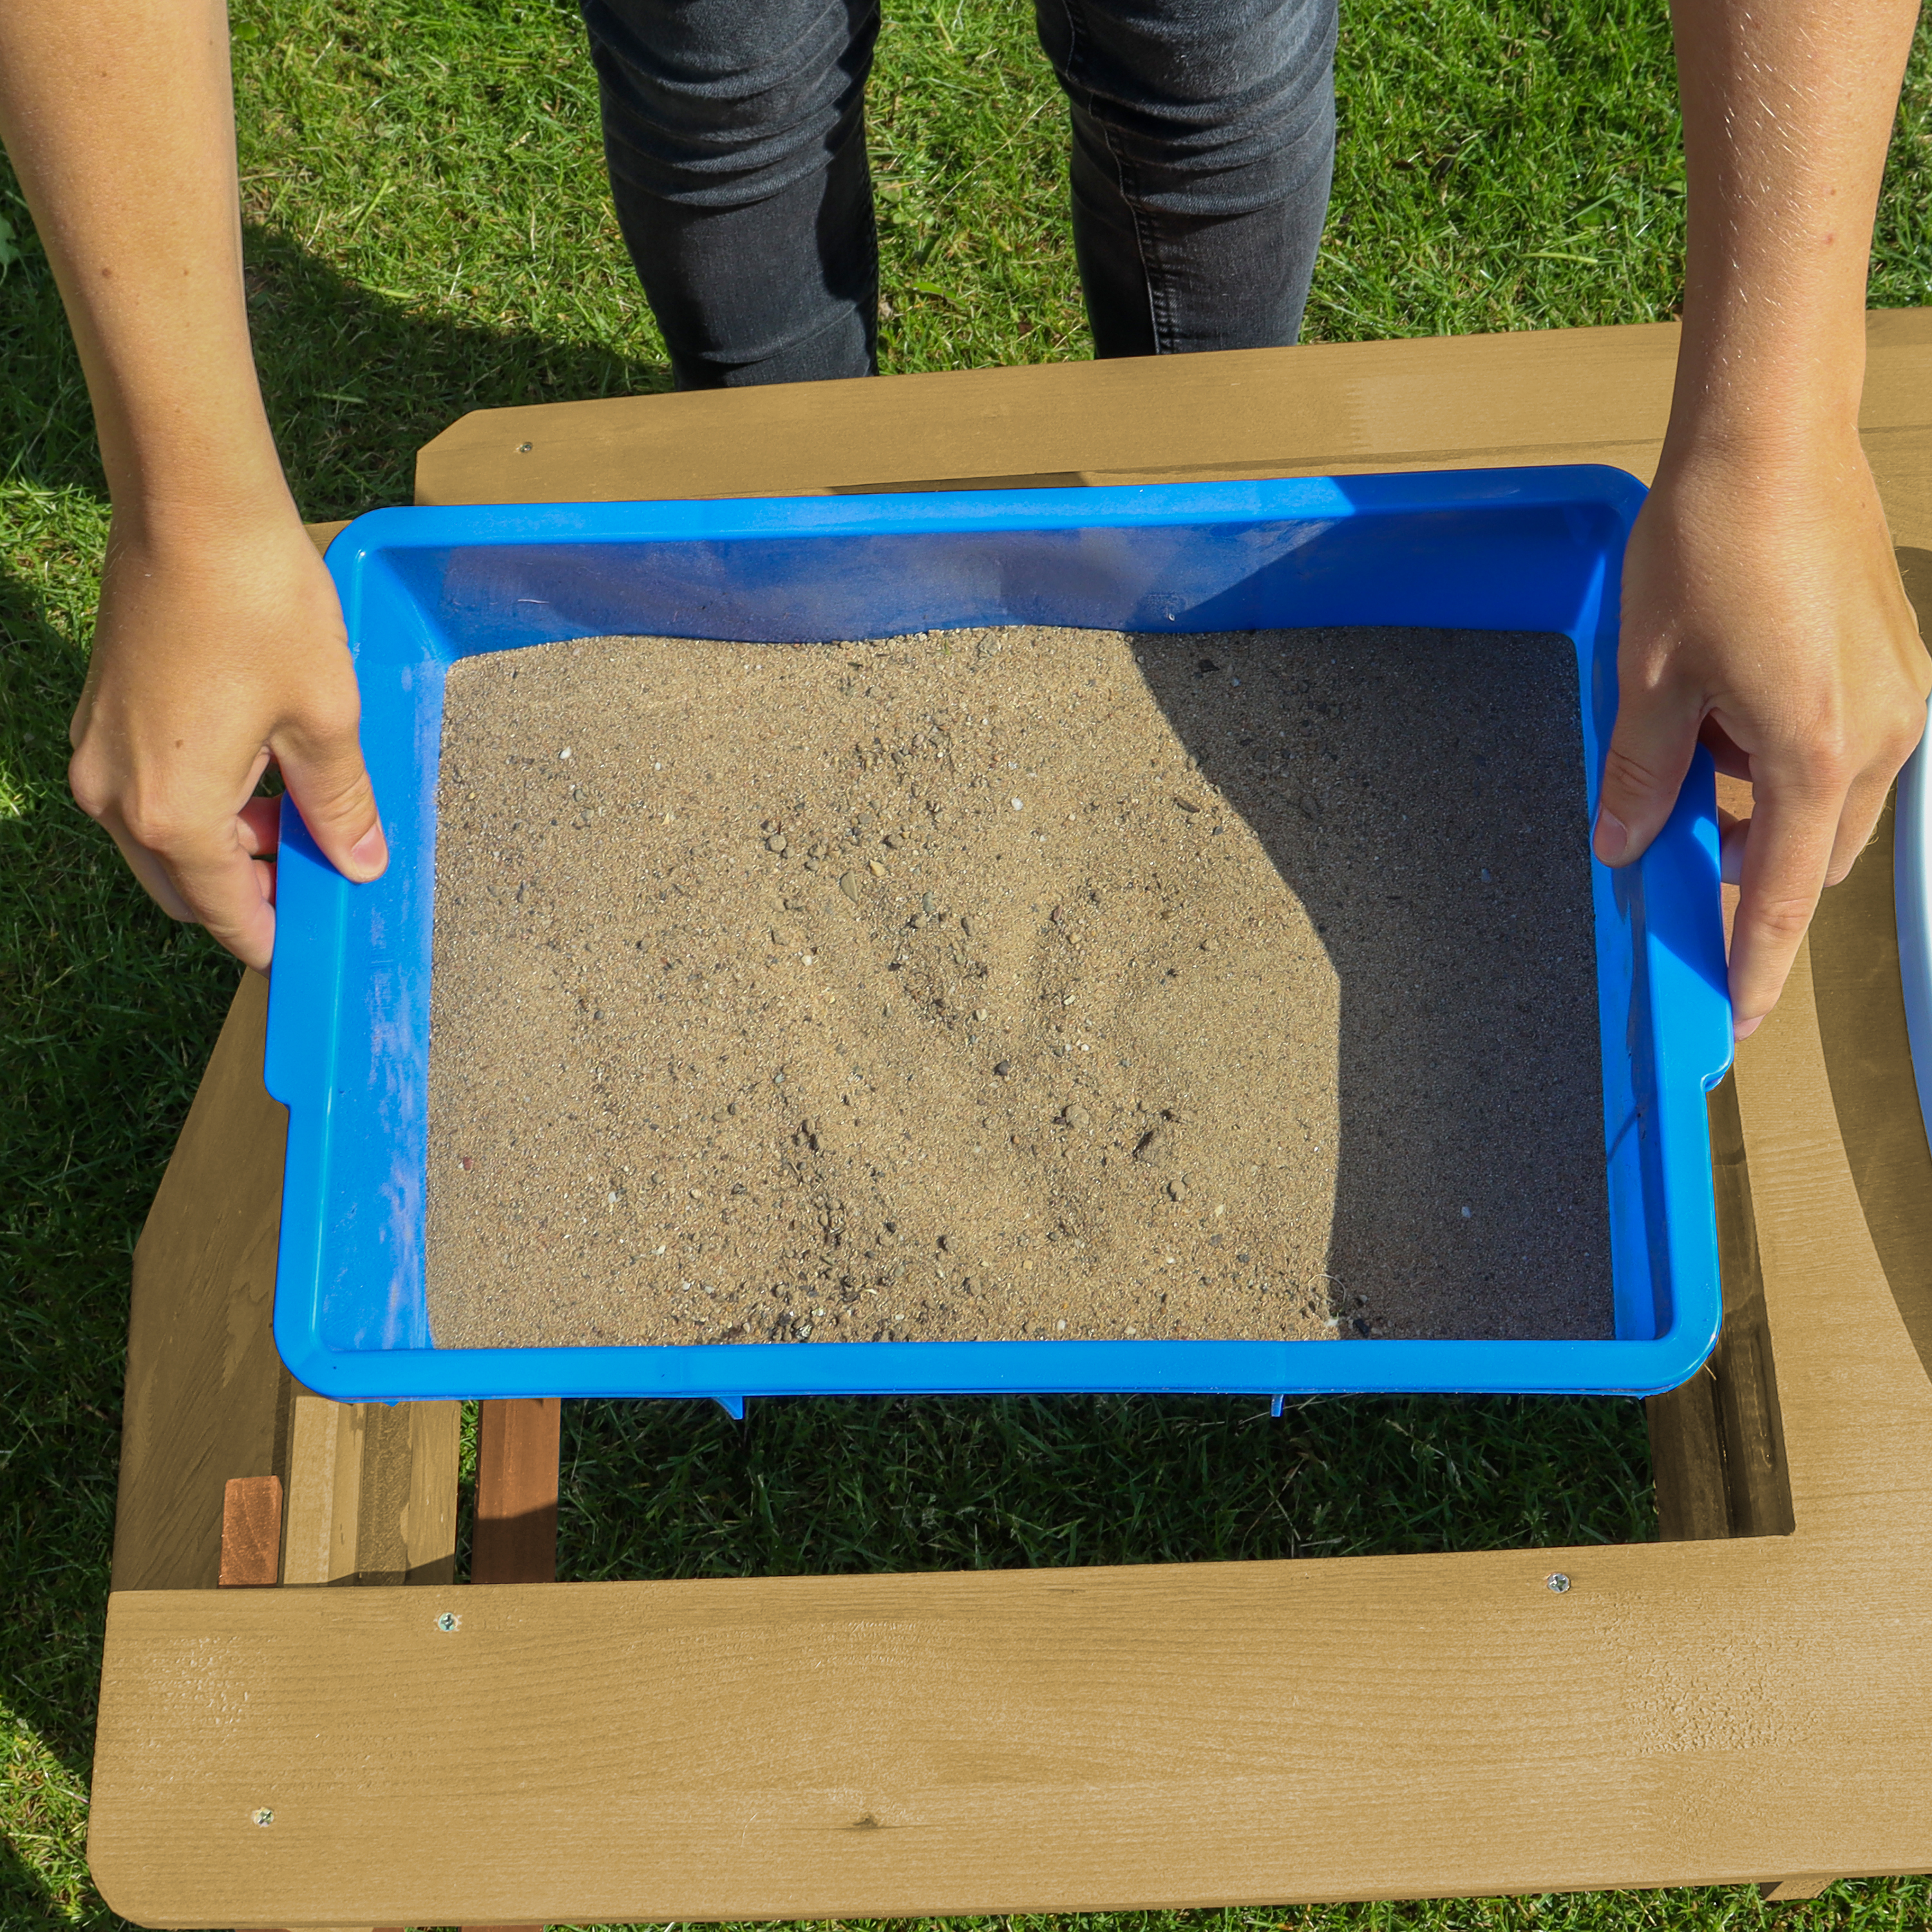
[274,708,388,884]
[1592,671,1702,869]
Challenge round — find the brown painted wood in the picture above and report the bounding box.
[1643,1354,1730,1542]
[219,1478,285,1588]
[112,971,292,1593]
[473,1399,561,1585]
[108,963,462,1595]
[414,309,1931,511]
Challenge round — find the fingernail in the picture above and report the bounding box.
[1723,815,1754,885]
[1593,806,1628,865]
[347,825,389,881]
[1734,1013,1763,1042]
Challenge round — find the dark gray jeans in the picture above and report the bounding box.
[580,0,1338,389]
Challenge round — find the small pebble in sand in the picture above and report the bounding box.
[840,873,860,901]
[994,1060,1014,1078]
[1168,1179,1188,1202]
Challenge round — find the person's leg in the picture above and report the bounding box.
[1034,0,1337,358]
[580,0,881,388]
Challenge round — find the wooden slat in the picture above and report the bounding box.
[473,1398,560,1586]
[109,956,462,1595]
[1643,1348,1731,1542]
[355,1399,460,1588]
[278,1395,461,1588]
[86,1520,1932,1929]
[1761,1875,1842,1902]
[280,1393,366,1587]
[112,971,291,1592]
[219,1478,284,1589]
[414,310,1932,513]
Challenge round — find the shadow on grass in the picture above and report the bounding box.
[556,1388,1656,1583]
[242,222,672,522]
[0,194,671,519]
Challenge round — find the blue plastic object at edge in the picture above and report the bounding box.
[264,466,1733,1406]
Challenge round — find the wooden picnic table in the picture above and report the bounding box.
[86,310,1932,1929]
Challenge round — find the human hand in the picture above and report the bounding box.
[68,504,387,971]
[1593,431,1929,1039]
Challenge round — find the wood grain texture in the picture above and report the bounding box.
[473,1399,560,1586]
[88,1520,1932,1929]
[281,1394,366,1586]
[220,1479,285,1589]
[357,1399,461,1588]
[414,310,1932,515]
[279,1394,461,1587]
[113,971,292,1593]
[1643,1363,1729,1542]
[1732,943,1932,1533]
[107,965,461,1594]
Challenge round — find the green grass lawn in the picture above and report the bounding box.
[4,0,1931,1924]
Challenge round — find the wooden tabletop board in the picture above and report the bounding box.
[88,314,1932,1928]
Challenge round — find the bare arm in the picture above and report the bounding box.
[1598,0,1928,1037]
[0,0,385,971]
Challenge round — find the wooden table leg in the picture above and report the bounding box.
[472,1397,561,1585]
[463,1399,562,1932]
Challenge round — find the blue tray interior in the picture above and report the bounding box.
[265,467,1732,1406]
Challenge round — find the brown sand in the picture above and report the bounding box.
[424,625,1610,1350]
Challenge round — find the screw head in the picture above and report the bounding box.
[1546,1572,1572,1594]
[435,1611,461,1633]
[251,1807,274,1827]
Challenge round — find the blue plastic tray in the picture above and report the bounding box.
[265,466,1732,1407]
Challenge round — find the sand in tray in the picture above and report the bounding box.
[424,624,1611,1350]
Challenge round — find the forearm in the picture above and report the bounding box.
[0,0,291,529]
[1667,0,1920,466]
